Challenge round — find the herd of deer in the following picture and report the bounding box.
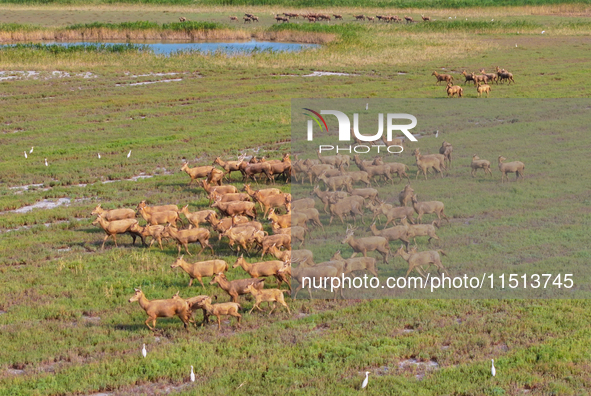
[433,66,515,98]
[91,140,524,330]
[272,13,428,23]
[227,12,433,23]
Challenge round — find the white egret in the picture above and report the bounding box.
[44,158,48,167]
[30,146,34,153]
[491,19,494,21]
[127,150,132,158]
[190,365,195,382]
[361,371,370,389]
[541,30,545,34]
[491,359,496,377]
[24,151,27,159]
[98,153,101,159]
[365,103,368,110]
[142,344,147,358]
[435,130,439,138]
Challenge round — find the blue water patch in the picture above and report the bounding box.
[1,40,318,55]
[148,40,318,55]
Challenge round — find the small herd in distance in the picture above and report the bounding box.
[433,66,516,98]
[222,11,437,24]
[269,13,434,23]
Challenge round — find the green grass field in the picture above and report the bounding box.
[1,4,591,395]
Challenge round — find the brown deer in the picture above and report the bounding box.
[341,225,390,263]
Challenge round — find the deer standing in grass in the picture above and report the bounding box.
[91,203,135,221]
[414,150,444,180]
[180,162,214,186]
[411,194,449,226]
[496,66,515,84]
[212,197,257,220]
[432,71,453,85]
[341,225,390,263]
[439,141,453,168]
[170,255,228,287]
[498,156,524,183]
[192,296,242,331]
[245,283,291,315]
[331,250,378,277]
[400,217,440,245]
[213,154,246,180]
[164,224,214,256]
[393,245,448,279]
[399,184,414,206]
[471,155,493,177]
[446,82,463,98]
[368,221,410,249]
[92,215,144,249]
[210,272,264,303]
[129,223,166,250]
[328,195,365,226]
[233,255,289,289]
[128,288,191,331]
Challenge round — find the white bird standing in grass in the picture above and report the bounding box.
[98,153,101,159]
[142,344,147,358]
[365,103,368,110]
[435,130,439,138]
[361,371,370,390]
[541,30,545,34]
[44,158,48,167]
[24,151,27,159]
[190,366,195,382]
[127,150,132,158]
[30,146,34,154]
[491,359,496,377]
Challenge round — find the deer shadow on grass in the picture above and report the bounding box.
[111,323,174,333]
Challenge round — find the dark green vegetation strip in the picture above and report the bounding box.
[66,20,223,31]
[399,19,540,31]
[0,23,40,32]
[0,42,149,53]
[0,20,223,32]
[267,23,367,34]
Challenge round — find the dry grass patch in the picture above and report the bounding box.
[0,27,335,44]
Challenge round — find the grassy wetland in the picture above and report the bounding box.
[1,3,591,395]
